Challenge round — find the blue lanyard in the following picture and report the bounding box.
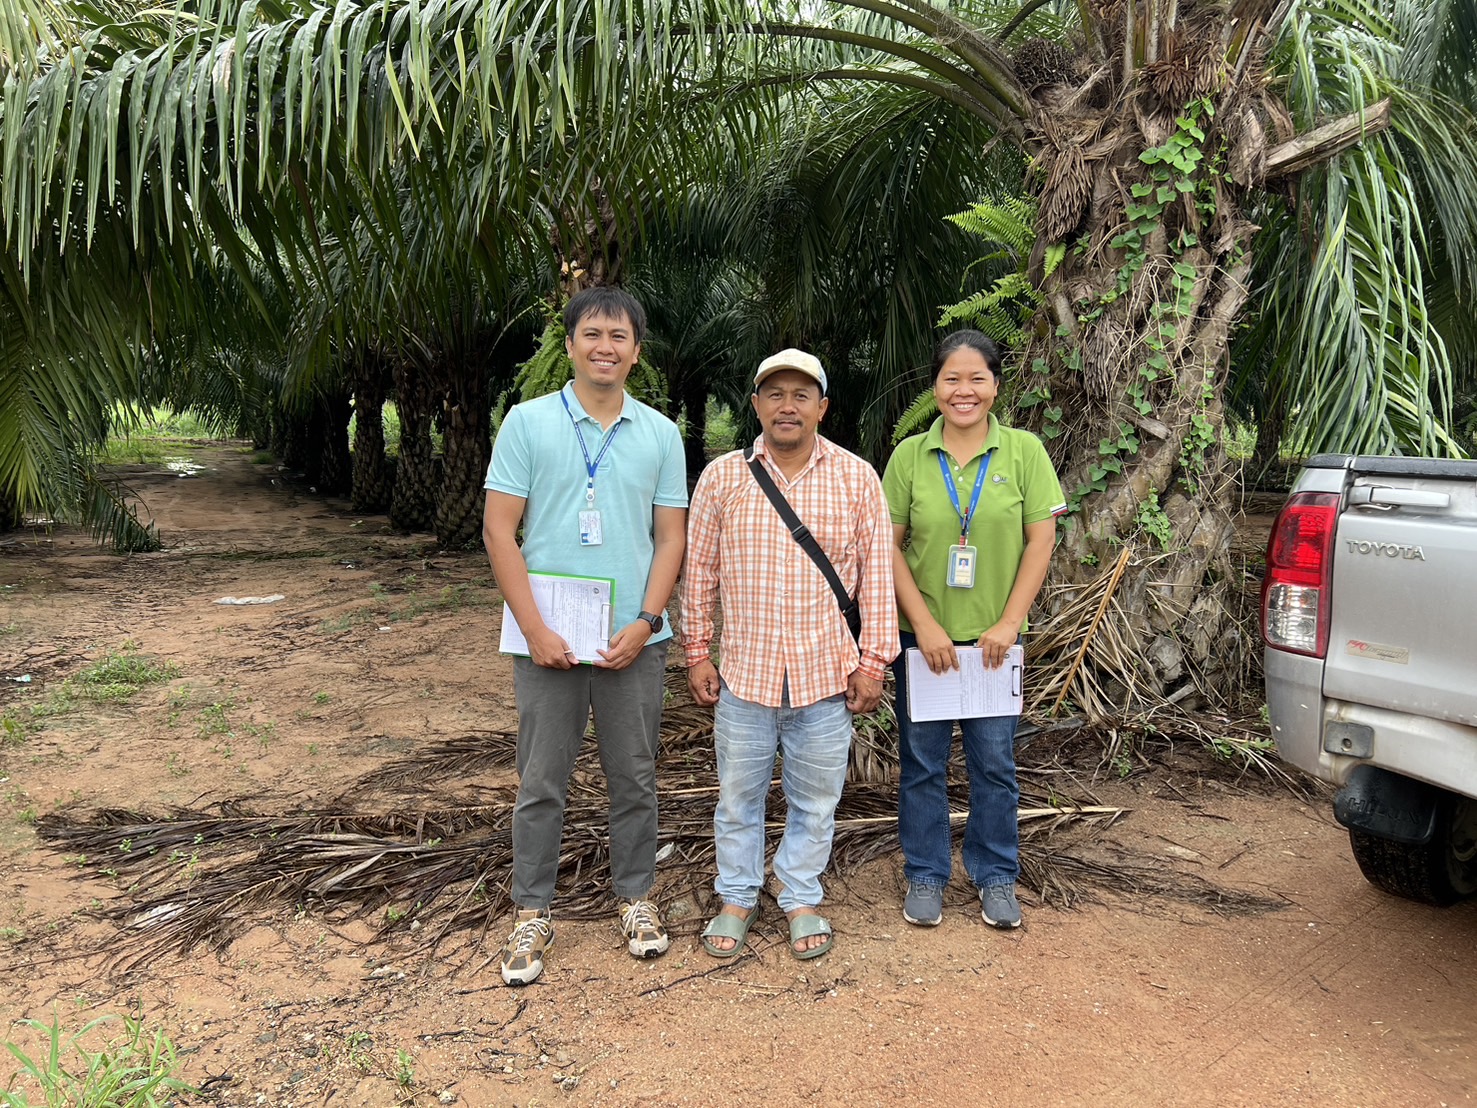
[560,389,622,502]
[937,449,991,543]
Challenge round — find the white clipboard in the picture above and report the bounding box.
[499,571,614,664]
[904,645,1023,721]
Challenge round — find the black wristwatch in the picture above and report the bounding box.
[637,610,664,633]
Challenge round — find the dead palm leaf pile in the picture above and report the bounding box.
[35,668,1283,969]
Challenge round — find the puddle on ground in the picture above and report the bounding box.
[165,458,205,478]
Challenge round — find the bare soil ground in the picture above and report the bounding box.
[0,444,1473,1107]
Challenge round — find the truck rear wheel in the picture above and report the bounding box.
[1348,793,1477,906]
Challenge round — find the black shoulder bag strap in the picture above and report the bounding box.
[744,447,861,640]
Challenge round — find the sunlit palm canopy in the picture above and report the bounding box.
[2,0,1474,539]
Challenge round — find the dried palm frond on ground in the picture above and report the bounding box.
[1021,533,1264,721]
[36,772,1122,971]
[33,673,1294,970]
[348,731,520,793]
[1023,849,1289,918]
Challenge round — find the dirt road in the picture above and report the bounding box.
[0,445,1472,1106]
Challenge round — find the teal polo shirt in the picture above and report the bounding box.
[882,414,1065,641]
[485,382,688,643]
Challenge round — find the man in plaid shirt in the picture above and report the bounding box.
[683,349,898,961]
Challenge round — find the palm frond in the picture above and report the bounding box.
[1234,0,1476,458]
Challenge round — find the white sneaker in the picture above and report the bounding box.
[618,898,671,958]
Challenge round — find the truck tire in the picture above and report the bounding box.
[1348,793,1477,906]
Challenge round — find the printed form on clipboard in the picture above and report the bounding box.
[499,572,614,664]
[905,644,1023,721]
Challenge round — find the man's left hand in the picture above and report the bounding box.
[595,620,653,670]
[845,670,883,714]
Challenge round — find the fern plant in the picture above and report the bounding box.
[514,317,573,402]
[892,197,1062,443]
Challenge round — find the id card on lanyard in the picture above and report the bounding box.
[937,450,990,588]
[561,390,621,546]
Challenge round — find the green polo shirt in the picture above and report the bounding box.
[882,414,1066,641]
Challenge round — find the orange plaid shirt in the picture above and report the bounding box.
[682,435,899,708]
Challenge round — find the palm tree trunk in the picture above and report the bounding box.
[0,487,21,531]
[433,351,492,548]
[317,388,353,496]
[1030,259,1248,706]
[1251,406,1288,488]
[268,402,287,458]
[350,351,394,513]
[1018,74,1263,710]
[280,401,318,479]
[389,359,437,533]
[681,372,708,476]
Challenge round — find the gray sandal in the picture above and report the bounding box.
[787,911,833,961]
[701,904,760,958]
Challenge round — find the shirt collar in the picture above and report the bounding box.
[750,432,832,470]
[561,381,630,426]
[923,413,1000,460]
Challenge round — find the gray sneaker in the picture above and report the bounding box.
[902,882,944,927]
[500,909,554,985]
[980,885,1022,929]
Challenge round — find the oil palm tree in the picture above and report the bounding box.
[600,0,1477,698]
[6,0,1475,700]
[0,0,633,543]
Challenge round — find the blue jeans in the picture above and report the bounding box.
[892,631,1020,890]
[712,683,852,913]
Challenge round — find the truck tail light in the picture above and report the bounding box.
[1261,491,1340,657]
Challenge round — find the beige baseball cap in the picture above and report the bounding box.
[753,348,828,394]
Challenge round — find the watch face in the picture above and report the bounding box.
[641,612,663,632]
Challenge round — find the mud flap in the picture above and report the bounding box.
[1333,765,1440,845]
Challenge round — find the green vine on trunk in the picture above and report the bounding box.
[1134,488,1175,550]
[1064,98,1221,512]
[1018,359,1062,439]
[1177,378,1219,488]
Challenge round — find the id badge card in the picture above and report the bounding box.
[579,509,604,546]
[947,544,977,588]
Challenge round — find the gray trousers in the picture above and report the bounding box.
[510,642,666,908]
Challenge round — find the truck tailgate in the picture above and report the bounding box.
[1323,462,1477,727]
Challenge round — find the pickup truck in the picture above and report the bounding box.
[1261,454,1477,905]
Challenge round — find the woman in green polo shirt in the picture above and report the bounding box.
[882,330,1065,930]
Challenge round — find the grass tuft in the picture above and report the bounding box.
[1,1006,194,1107]
[2,645,179,741]
[75,648,179,702]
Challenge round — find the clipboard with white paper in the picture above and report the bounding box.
[904,644,1023,721]
[499,571,614,664]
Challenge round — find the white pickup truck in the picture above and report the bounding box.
[1261,454,1477,904]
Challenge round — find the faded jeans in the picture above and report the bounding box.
[892,630,1020,890]
[712,682,852,913]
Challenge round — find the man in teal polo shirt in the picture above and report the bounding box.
[483,286,687,985]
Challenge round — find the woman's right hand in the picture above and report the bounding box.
[914,620,959,674]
